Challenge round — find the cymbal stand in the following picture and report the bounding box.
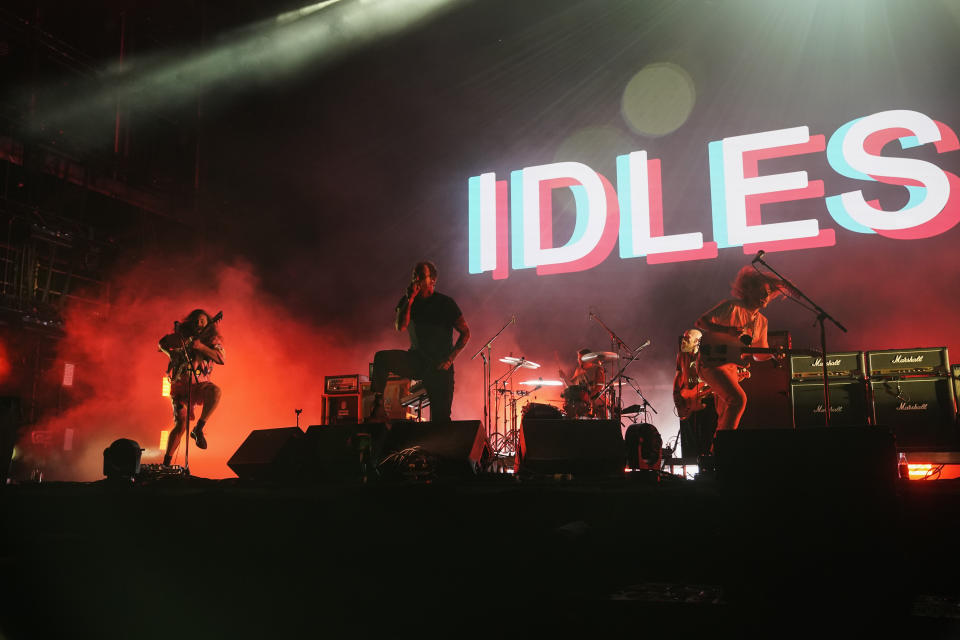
[470,315,517,442]
[491,359,526,458]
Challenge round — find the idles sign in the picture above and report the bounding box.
[468,109,960,279]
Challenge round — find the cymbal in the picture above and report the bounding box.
[621,404,644,415]
[519,379,564,386]
[581,351,619,362]
[500,356,541,369]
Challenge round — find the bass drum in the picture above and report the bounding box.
[561,385,592,418]
[522,402,563,420]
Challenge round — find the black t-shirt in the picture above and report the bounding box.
[397,292,462,366]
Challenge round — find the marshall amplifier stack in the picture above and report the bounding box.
[789,352,869,428]
[867,347,957,450]
[789,348,958,448]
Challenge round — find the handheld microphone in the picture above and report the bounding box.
[751,250,766,264]
[512,314,517,325]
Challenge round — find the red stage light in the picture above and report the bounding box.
[906,463,960,480]
[62,363,75,387]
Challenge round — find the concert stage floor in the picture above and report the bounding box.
[3,474,960,639]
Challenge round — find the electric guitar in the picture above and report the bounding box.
[698,333,820,368]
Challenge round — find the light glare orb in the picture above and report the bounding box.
[621,62,696,137]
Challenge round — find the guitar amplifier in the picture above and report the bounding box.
[790,380,869,428]
[324,374,369,395]
[870,376,958,450]
[866,347,950,378]
[790,352,864,381]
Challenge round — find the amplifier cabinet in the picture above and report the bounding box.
[870,376,958,450]
[791,380,869,428]
[867,347,949,378]
[790,352,864,381]
[954,365,960,413]
[322,393,362,424]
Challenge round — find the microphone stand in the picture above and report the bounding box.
[595,341,652,421]
[754,255,846,427]
[173,328,200,475]
[589,311,635,417]
[470,315,516,441]
[625,376,658,424]
[589,311,633,352]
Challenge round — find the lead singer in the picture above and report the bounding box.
[368,261,470,423]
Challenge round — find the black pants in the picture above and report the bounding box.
[372,349,455,422]
[679,396,719,458]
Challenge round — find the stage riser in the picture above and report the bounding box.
[716,427,897,490]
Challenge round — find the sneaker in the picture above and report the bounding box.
[190,427,208,450]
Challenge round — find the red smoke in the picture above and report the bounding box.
[29,255,491,480]
[0,339,10,386]
[24,258,363,478]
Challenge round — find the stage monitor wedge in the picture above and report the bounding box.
[228,427,305,481]
[518,419,624,477]
[380,420,488,476]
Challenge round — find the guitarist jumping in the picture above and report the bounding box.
[159,308,225,466]
[694,266,787,437]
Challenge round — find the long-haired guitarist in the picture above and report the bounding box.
[695,266,786,434]
[159,308,225,465]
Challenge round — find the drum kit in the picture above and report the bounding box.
[493,350,655,442]
[471,311,657,460]
[512,351,621,421]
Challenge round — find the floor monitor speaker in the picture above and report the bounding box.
[227,427,305,480]
[518,419,624,476]
[380,420,488,475]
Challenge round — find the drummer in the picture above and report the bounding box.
[558,348,606,417]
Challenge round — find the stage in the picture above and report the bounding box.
[3,472,960,639]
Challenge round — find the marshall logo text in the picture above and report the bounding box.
[897,402,929,411]
[891,355,925,364]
